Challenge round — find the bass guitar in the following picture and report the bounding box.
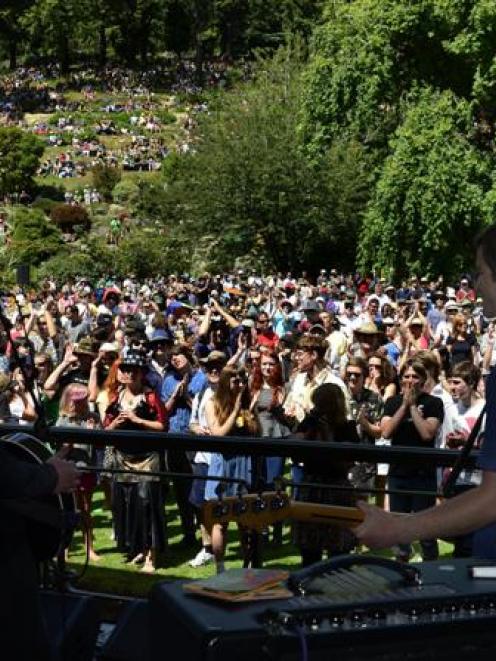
[0,433,78,562]
[202,491,364,532]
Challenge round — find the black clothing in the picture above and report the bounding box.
[0,447,57,661]
[383,392,443,561]
[294,419,359,558]
[384,393,444,478]
[446,334,475,366]
[294,418,359,478]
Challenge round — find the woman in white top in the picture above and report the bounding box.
[6,367,37,424]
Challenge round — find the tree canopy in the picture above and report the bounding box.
[4,1,496,281]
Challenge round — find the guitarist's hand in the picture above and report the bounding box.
[48,446,81,494]
[354,500,409,550]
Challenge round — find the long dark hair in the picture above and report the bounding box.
[250,351,284,407]
[214,366,250,426]
[309,383,347,441]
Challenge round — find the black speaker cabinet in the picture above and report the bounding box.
[41,590,100,661]
[99,600,150,661]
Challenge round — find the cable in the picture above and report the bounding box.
[294,624,309,661]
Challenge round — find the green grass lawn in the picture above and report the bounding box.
[66,489,454,598]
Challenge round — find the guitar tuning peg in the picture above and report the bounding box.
[215,482,225,501]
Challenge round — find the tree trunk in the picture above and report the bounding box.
[9,37,17,70]
[60,34,70,74]
[99,23,107,68]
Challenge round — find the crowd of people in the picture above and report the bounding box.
[0,60,236,118]
[36,134,169,179]
[0,268,489,573]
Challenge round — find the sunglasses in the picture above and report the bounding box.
[346,371,362,379]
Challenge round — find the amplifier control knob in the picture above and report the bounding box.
[408,607,421,620]
[351,611,364,625]
[330,614,344,627]
[371,609,387,621]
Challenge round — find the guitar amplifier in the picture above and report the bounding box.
[149,557,496,661]
[41,590,100,661]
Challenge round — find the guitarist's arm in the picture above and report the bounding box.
[0,446,79,499]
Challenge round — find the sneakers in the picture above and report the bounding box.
[189,548,215,568]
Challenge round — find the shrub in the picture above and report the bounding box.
[32,197,59,215]
[155,109,176,125]
[50,204,91,231]
[35,184,66,201]
[92,164,122,201]
[112,179,139,205]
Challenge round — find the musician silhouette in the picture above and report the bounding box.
[0,444,79,660]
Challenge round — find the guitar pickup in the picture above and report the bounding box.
[213,502,230,518]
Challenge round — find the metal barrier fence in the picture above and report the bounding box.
[0,422,478,468]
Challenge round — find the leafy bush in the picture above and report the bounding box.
[154,110,176,125]
[9,207,63,266]
[74,127,98,142]
[92,164,122,201]
[112,179,140,205]
[35,184,66,201]
[32,197,59,215]
[0,128,45,196]
[37,241,114,282]
[50,204,91,230]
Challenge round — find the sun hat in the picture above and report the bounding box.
[73,336,97,356]
[99,341,119,353]
[354,322,381,335]
[199,350,228,366]
[148,328,175,344]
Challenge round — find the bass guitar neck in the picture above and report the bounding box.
[202,492,364,531]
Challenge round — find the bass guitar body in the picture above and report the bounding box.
[0,433,77,562]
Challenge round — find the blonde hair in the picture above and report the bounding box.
[58,383,89,417]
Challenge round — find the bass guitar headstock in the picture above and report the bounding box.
[203,491,291,531]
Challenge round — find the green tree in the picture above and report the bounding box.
[301,0,467,152]
[0,0,34,69]
[92,164,122,202]
[37,236,114,282]
[114,227,189,278]
[358,88,492,280]
[161,47,370,273]
[0,128,44,197]
[8,206,63,267]
[21,0,85,73]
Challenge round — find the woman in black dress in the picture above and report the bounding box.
[446,313,476,367]
[103,350,167,572]
[294,383,359,566]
